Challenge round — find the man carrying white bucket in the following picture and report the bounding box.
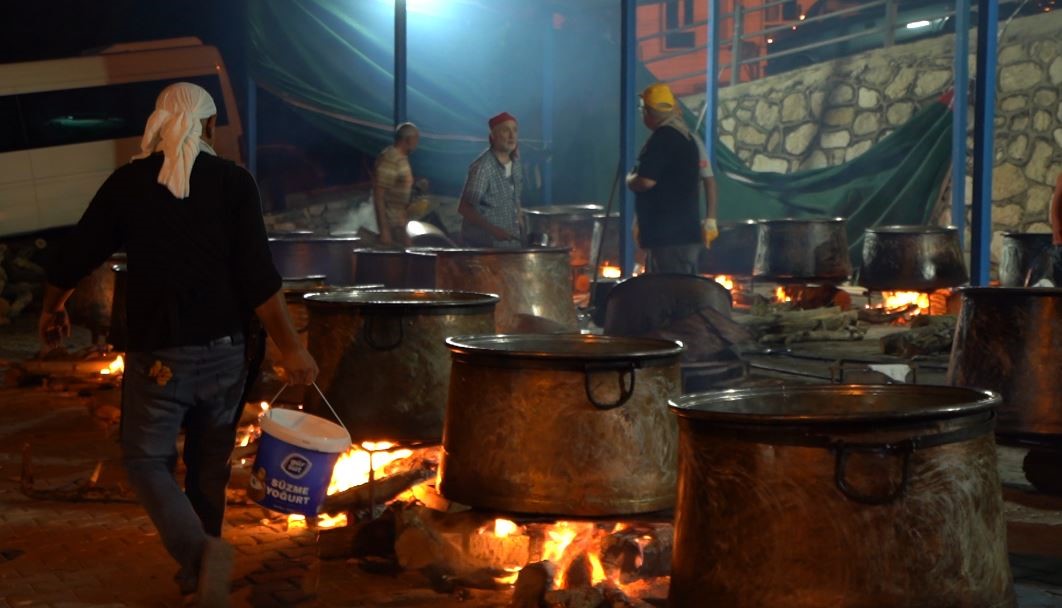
[39,82,319,606]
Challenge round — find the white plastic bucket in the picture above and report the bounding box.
[248,409,351,515]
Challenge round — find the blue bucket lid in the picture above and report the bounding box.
[260,409,351,453]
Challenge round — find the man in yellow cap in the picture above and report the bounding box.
[626,82,718,273]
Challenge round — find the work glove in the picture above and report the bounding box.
[702,218,719,249]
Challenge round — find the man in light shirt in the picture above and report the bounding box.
[458,112,523,247]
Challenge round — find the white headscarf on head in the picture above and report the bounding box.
[132,82,218,199]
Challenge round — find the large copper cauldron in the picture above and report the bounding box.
[669,385,1013,608]
[523,203,620,271]
[305,290,497,441]
[753,218,852,283]
[267,234,361,284]
[434,247,577,332]
[249,278,383,404]
[699,219,759,276]
[859,225,968,291]
[947,287,1062,442]
[67,253,126,342]
[439,334,683,515]
[999,232,1054,287]
[350,247,437,288]
[108,262,128,350]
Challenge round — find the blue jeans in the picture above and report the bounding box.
[120,336,246,593]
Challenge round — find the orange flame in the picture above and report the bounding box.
[99,355,125,376]
[712,275,735,291]
[600,262,622,279]
[880,290,930,314]
[282,439,413,528]
[775,286,792,303]
[494,518,519,538]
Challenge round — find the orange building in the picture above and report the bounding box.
[636,0,801,95]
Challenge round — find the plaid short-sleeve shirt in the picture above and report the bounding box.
[460,148,522,247]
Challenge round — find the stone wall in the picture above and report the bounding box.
[685,11,1062,274]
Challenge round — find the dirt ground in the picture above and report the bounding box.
[1,315,1060,607]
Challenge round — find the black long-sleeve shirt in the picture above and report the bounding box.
[46,153,281,352]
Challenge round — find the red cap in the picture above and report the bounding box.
[488,112,517,130]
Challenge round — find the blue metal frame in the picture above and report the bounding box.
[971,0,998,286]
[394,0,408,126]
[541,10,555,205]
[705,0,720,168]
[246,75,258,179]
[950,0,969,245]
[620,0,638,276]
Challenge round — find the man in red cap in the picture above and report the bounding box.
[458,112,523,247]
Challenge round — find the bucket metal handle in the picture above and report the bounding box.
[267,382,350,437]
[833,441,912,506]
[584,363,636,410]
[363,316,404,351]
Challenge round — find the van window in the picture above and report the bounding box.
[11,74,229,151]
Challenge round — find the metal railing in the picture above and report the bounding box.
[642,0,986,88]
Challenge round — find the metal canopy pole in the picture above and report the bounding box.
[394,0,408,126]
[971,0,998,285]
[705,0,720,168]
[246,76,258,179]
[951,0,969,249]
[620,0,638,276]
[542,10,555,205]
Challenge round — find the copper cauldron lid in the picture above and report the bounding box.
[446,334,684,364]
[304,289,499,310]
[670,384,999,424]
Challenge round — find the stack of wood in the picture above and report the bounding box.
[0,241,45,326]
[738,306,866,345]
[879,315,957,357]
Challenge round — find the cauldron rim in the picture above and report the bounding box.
[446,333,684,364]
[669,384,999,424]
[304,288,499,309]
[864,224,959,234]
[957,286,1062,297]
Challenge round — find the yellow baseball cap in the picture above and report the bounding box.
[640,83,677,112]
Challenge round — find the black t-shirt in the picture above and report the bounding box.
[46,153,281,351]
[634,126,702,248]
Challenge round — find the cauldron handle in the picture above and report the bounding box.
[362,316,404,351]
[833,442,912,505]
[584,363,636,410]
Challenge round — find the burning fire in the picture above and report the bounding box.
[285,440,413,529]
[98,355,124,376]
[327,441,413,495]
[599,262,622,279]
[775,286,792,303]
[880,290,930,315]
[712,275,735,291]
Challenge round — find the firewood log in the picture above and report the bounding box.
[320,466,432,514]
[511,561,555,608]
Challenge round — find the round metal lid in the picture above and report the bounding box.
[268,234,362,243]
[759,217,846,225]
[956,286,1062,297]
[433,246,571,255]
[446,334,684,363]
[1001,230,1053,238]
[304,289,499,309]
[524,204,603,218]
[285,283,384,298]
[865,224,958,234]
[670,384,999,424]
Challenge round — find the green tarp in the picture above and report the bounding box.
[246,0,952,264]
[712,98,952,263]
